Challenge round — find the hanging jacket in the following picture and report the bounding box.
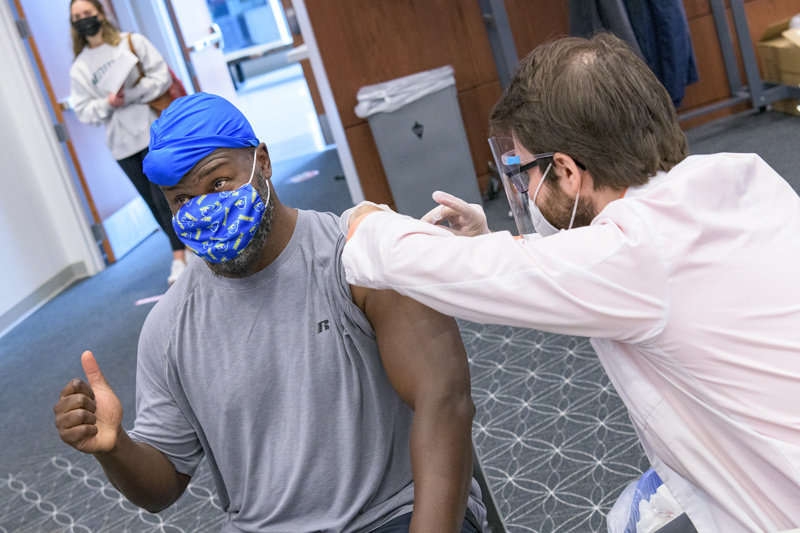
[569,0,699,108]
[569,0,643,57]
[625,0,699,107]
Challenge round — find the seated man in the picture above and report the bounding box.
[53,93,486,532]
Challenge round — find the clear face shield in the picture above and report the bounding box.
[488,136,554,239]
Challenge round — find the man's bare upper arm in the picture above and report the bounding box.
[350,285,472,409]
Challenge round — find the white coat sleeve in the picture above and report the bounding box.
[70,63,113,126]
[125,33,172,105]
[342,210,669,343]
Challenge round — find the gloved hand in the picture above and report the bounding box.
[420,191,489,237]
[340,201,393,236]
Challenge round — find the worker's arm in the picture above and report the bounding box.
[53,351,190,513]
[352,286,475,533]
[344,208,668,343]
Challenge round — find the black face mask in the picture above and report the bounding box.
[73,15,102,37]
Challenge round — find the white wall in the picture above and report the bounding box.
[0,1,104,335]
[117,0,193,94]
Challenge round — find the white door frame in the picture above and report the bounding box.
[291,0,363,204]
[113,0,364,206]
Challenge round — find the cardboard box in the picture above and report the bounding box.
[758,18,800,115]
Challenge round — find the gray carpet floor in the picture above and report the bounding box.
[1,109,798,532]
[270,146,354,216]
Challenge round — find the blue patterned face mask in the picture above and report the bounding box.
[172,149,269,263]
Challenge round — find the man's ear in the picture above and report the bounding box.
[552,152,584,196]
[257,143,272,180]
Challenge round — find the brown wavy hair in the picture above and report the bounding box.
[70,0,121,58]
[490,33,688,191]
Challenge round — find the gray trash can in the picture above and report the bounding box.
[355,65,482,219]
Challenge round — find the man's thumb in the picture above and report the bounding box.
[81,351,111,390]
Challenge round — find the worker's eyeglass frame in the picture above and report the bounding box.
[503,153,555,194]
[503,153,587,194]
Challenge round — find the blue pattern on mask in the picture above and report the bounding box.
[172,184,265,263]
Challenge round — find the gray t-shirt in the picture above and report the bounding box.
[129,210,483,532]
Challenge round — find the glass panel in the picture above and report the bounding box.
[205,0,293,57]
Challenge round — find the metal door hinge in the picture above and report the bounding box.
[15,18,31,40]
[54,123,70,143]
[91,223,107,243]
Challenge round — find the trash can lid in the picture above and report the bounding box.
[354,65,455,118]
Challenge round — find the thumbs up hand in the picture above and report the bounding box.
[54,351,123,454]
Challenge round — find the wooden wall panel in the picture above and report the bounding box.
[501,0,800,129]
[684,0,712,18]
[504,0,570,58]
[683,0,762,19]
[344,123,394,206]
[306,0,501,204]
[680,13,732,110]
[308,0,800,205]
[458,81,504,181]
[306,0,497,129]
[476,172,491,196]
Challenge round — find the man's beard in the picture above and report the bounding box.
[206,172,275,278]
[537,178,597,230]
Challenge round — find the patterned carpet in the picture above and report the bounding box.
[0,455,224,533]
[1,320,646,533]
[462,323,648,532]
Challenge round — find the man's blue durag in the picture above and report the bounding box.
[143,92,259,187]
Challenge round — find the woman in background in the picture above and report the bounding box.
[69,0,187,285]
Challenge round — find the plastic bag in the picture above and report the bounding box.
[607,478,638,533]
[607,468,684,533]
[354,65,455,118]
[637,484,683,533]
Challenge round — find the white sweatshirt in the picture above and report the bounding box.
[343,153,800,533]
[69,32,171,160]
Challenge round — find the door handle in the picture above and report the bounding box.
[58,97,75,111]
[189,24,225,53]
[286,43,308,64]
[211,23,225,50]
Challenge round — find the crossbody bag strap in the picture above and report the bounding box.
[127,33,145,85]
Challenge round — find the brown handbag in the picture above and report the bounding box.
[128,33,187,116]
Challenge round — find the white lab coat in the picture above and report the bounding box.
[342,153,800,532]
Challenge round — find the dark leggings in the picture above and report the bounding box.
[117,148,184,251]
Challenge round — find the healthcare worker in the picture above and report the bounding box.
[341,34,800,533]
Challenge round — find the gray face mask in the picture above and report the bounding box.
[528,162,580,237]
